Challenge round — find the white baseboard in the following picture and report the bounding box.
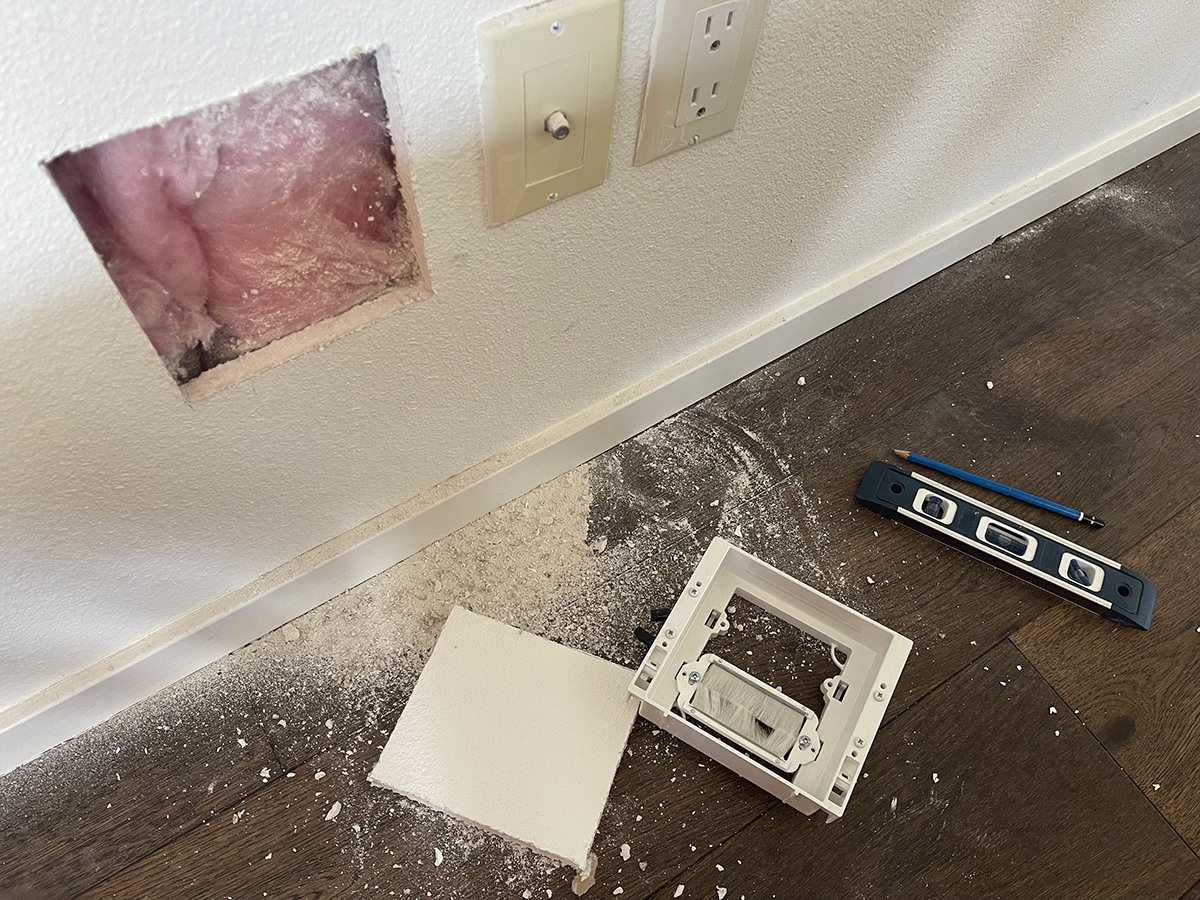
[4,93,1200,776]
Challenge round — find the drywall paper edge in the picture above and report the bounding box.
[4,90,1200,775]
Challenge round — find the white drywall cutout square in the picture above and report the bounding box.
[369,606,638,869]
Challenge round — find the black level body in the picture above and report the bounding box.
[856,461,1155,630]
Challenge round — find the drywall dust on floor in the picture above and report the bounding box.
[0,400,860,897]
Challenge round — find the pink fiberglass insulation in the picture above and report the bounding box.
[49,53,415,383]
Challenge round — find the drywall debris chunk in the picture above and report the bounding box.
[572,853,598,896]
[325,801,342,821]
[369,607,638,869]
[674,887,685,898]
[620,844,631,861]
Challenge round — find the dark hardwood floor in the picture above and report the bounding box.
[4,135,1200,899]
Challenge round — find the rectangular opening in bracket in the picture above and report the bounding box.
[724,593,842,715]
[627,538,914,820]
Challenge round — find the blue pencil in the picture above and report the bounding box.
[893,450,1105,528]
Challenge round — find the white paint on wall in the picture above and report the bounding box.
[1,0,1199,716]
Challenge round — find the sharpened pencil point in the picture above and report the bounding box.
[893,449,910,460]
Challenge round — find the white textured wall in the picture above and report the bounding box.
[2,0,1199,712]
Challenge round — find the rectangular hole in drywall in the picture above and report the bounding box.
[46,49,429,399]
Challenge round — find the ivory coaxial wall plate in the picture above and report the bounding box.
[478,0,624,225]
[633,0,768,166]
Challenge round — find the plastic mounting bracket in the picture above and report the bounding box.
[627,538,913,819]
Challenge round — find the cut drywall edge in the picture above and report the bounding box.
[178,44,433,402]
[179,279,430,402]
[3,89,1200,775]
[47,47,432,400]
[364,781,588,870]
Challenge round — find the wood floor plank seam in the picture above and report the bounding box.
[664,221,1200,521]
[1009,641,1200,861]
[1012,489,1200,655]
[72,760,290,900]
[635,632,1029,899]
[638,643,1200,900]
[12,135,1200,900]
[629,798,780,900]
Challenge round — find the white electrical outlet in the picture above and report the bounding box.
[674,1,749,126]
[633,0,767,166]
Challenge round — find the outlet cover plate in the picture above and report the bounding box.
[478,0,624,226]
[633,0,767,166]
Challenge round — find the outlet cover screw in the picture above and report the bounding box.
[550,19,564,35]
[689,135,700,146]
[665,629,675,638]
[798,735,811,748]
[688,671,701,685]
[874,690,886,701]
[854,737,866,748]
[547,192,559,202]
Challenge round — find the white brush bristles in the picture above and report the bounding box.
[689,663,804,759]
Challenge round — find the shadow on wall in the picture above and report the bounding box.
[729,0,1105,283]
[584,0,1104,547]
[0,0,1144,714]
